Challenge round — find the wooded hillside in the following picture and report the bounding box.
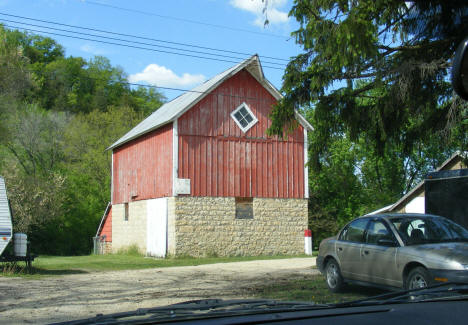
[0,26,165,254]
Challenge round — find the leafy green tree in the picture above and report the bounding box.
[0,26,34,142]
[305,107,457,246]
[130,86,167,116]
[5,103,67,177]
[86,56,131,111]
[60,106,147,254]
[4,163,67,237]
[31,54,165,115]
[307,130,453,246]
[270,1,468,157]
[0,27,33,98]
[2,104,68,245]
[0,26,166,254]
[33,56,90,113]
[14,31,64,65]
[308,134,366,244]
[0,24,64,68]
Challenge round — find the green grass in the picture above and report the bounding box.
[250,274,386,304]
[1,254,312,278]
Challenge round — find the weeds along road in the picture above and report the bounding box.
[0,257,317,324]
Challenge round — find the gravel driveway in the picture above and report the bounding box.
[0,257,317,324]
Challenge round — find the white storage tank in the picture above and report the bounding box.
[14,233,27,257]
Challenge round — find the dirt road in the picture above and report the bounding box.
[0,257,317,324]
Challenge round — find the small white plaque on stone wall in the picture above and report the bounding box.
[175,178,191,195]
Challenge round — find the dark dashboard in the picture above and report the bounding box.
[174,300,467,325]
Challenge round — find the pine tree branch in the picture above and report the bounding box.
[378,38,454,52]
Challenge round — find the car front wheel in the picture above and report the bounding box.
[325,259,344,293]
[406,266,432,289]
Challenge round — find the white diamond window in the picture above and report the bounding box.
[231,103,258,133]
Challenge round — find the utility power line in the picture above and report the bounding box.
[15,67,283,103]
[2,23,284,70]
[0,18,287,67]
[81,0,289,40]
[0,12,289,63]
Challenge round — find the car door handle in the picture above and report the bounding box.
[362,250,369,255]
[338,247,343,251]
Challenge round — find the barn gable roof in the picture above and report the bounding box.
[108,55,312,150]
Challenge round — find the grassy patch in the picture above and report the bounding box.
[249,274,386,304]
[116,244,144,257]
[1,254,312,278]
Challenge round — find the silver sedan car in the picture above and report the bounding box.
[316,213,468,292]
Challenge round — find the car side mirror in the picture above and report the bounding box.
[452,37,468,100]
[377,239,398,247]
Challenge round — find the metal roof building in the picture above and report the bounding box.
[0,176,13,256]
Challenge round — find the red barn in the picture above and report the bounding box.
[98,55,312,257]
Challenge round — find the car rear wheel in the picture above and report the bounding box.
[406,266,432,289]
[325,259,344,293]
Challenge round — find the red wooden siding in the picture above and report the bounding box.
[99,206,112,242]
[178,69,305,198]
[112,123,173,204]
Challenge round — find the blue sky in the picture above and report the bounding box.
[0,0,303,100]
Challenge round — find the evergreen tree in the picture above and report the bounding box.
[269,1,468,158]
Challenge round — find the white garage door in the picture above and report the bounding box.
[146,198,167,257]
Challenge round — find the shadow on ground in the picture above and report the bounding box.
[31,268,89,275]
[1,264,88,276]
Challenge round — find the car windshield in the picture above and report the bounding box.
[390,216,468,245]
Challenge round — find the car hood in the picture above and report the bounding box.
[402,242,468,267]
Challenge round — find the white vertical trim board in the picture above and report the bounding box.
[111,152,114,204]
[304,129,309,199]
[172,119,179,197]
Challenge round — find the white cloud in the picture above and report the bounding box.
[230,0,289,27]
[80,43,107,55]
[128,64,206,88]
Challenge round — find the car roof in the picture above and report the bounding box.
[357,213,443,220]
